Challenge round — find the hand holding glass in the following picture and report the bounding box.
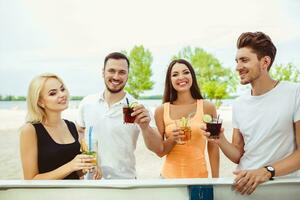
[174,118,191,145]
[206,118,222,139]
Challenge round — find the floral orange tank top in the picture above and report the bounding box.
[161,100,208,178]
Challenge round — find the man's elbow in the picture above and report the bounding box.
[232,154,243,164]
[156,151,166,158]
[232,158,241,164]
[147,144,165,157]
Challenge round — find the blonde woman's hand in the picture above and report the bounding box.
[68,154,95,172]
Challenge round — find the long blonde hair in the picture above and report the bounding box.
[26,73,67,123]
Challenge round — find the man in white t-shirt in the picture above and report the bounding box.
[204,32,300,195]
[77,52,163,179]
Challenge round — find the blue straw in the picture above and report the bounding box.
[88,126,93,152]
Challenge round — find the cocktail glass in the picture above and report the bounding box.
[207,118,222,139]
[175,117,192,145]
[123,106,135,123]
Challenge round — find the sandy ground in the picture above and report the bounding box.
[0,107,236,179]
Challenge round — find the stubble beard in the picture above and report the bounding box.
[240,64,261,85]
[105,82,126,94]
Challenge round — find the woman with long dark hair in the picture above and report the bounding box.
[155,59,219,178]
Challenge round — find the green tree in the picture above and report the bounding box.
[123,45,154,99]
[271,63,300,82]
[70,96,84,101]
[173,47,238,107]
[3,95,14,101]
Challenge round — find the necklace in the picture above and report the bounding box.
[251,80,280,96]
[273,80,280,88]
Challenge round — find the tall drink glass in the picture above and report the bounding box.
[175,118,191,145]
[81,138,98,179]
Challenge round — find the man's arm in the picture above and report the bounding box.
[233,120,300,195]
[132,104,164,155]
[217,128,245,164]
[76,124,85,141]
[271,120,300,176]
[204,127,245,164]
[76,98,86,141]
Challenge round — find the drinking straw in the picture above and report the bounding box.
[88,126,93,152]
[126,97,130,107]
[217,114,220,123]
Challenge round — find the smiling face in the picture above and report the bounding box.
[170,63,193,93]
[103,58,128,93]
[38,78,69,112]
[235,47,265,85]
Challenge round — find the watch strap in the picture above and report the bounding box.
[264,166,275,180]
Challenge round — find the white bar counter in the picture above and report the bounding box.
[1,178,299,200]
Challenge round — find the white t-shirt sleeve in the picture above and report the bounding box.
[76,99,86,128]
[293,84,300,122]
[148,106,157,129]
[232,100,239,129]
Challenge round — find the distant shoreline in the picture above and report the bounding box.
[0,95,163,101]
[0,95,238,101]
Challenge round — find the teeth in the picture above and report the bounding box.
[111,81,120,85]
[178,82,187,86]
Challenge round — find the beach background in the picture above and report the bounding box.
[0,100,236,179]
[1,0,299,180]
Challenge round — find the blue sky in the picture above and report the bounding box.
[1,0,300,96]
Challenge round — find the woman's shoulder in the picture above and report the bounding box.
[202,100,216,114]
[154,104,164,118]
[20,123,37,138]
[21,123,35,131]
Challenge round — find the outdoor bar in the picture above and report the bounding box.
[1,178,300,200]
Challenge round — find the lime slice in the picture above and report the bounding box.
[203,114,212,123]
[180,117,185,127]
[129,102,139,108]
[180,117,189,127]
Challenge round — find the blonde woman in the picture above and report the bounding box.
[20,73,98,179]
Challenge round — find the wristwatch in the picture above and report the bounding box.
[264,166,275,180]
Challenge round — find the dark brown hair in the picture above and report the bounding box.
[237,32,277,70]
[104,52,130,70]
[163,59,203,103]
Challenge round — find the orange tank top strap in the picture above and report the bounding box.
[163,102,172,124]
[193,99,204,122]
